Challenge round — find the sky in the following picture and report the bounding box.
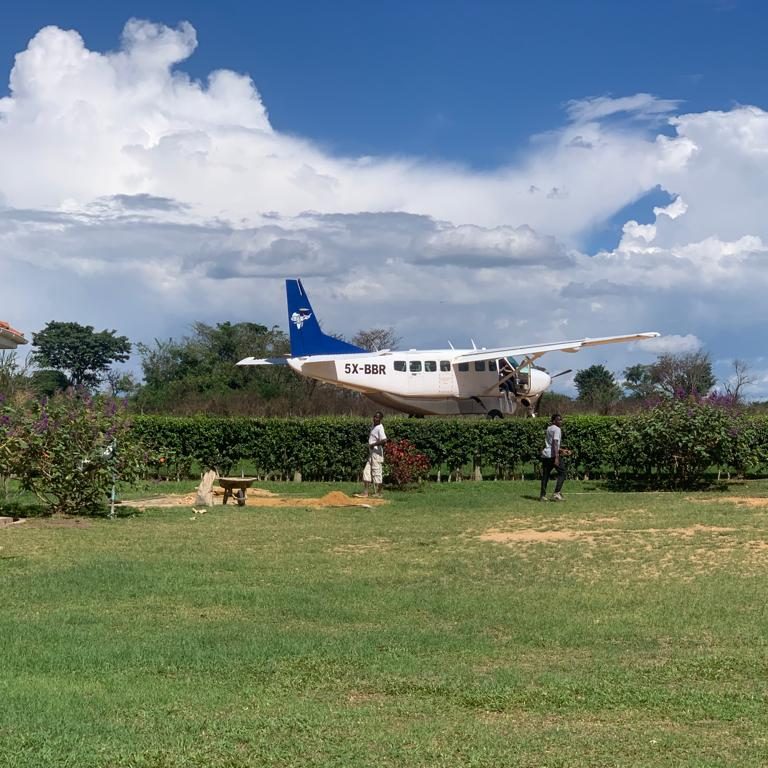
[2,0,768,397]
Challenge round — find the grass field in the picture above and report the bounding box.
[2,480,768,767]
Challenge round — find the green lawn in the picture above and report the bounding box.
[2,480,768,767]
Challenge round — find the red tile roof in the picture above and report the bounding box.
[0,321,28,349]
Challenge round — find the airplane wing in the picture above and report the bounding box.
[453,332,660,364]
[236,356,290,366]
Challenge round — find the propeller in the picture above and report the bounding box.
[532,368,573,416]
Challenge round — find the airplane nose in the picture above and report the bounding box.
[528,368,552,395]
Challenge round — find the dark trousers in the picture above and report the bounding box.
[540,457,566,497]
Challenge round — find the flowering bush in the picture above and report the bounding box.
[0,390,146,515]
[609,391,763,487]
[385,439,430,487]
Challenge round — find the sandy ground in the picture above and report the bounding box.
[126,489,387,510]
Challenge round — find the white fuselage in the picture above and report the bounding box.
[288,349,551,416]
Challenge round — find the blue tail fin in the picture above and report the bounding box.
[286,279,366,357]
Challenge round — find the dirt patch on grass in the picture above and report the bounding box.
[687,496,768,508]
[24,516,91,528]
[695,496,768,508]
[128,489,387,509]
[479,528,599,544]
[479,523,736,546]
[665,524,736,536]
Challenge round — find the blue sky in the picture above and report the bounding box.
[3,0,764,165]
[2,1,768,396]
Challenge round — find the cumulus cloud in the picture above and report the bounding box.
[2,19,768,396]
[636,334,703,355]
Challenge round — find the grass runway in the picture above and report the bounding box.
[1,480,768,767]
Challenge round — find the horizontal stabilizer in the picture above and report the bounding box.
[236,356,290,366]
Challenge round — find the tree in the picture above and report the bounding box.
[134,322,308,414]
[622,363,656,400]
[30,369,69,397]
[105,370,140,398]
[32,322,131,390]
[574,364,622,413]
[649,351,715,397]
[723,359,756,403]
[351,328,401,352]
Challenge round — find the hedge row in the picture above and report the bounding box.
[131,413,768,483]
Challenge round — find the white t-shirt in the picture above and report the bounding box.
[541,424,561,459]
[369,423,387,457]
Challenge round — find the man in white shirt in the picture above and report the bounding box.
[540,413,567,501]
[361,411,387,497]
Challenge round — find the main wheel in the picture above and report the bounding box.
[486,409,503,420]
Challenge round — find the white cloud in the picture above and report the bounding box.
[2,20,768,397]
[636,334,702,355]
[566,93,681,123]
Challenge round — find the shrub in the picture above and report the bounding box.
[612,393,765,487]
[1,390,146,515]
[385,439,430,487]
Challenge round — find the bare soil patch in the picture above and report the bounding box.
[479,523,736,546]
[128,489,387,510]
[24,517,91,528]
[693,496,768,509]
[479,528,598,544]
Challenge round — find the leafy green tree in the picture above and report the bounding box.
[622,363,656,399]
[574,364,622,413]
[649,351,715,397]
[135,321,307,413]
[536,391,574,418]
[32,322,131,390]
[30,369,69,397]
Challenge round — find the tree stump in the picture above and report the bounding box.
[195,469,217,507]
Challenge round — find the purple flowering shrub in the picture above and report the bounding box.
[0,390,146,515]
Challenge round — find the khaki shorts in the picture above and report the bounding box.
[363,452,384,484]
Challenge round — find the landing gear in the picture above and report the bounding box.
[486,409,503,420]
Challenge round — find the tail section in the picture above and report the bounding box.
[286,279,366,357]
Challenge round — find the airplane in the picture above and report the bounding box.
[237,279,660,417]
[0,321,27,350]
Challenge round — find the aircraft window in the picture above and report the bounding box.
[409,361,422,373]
[394,361,406,372]
[458,362,469,372]
[425,361,437,372]
[488,360,497,372]
[440,361,451,372]
[474,361,486,372]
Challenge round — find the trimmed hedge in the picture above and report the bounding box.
[131,413,768,484]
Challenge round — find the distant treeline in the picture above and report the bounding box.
[3,319,767,418]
